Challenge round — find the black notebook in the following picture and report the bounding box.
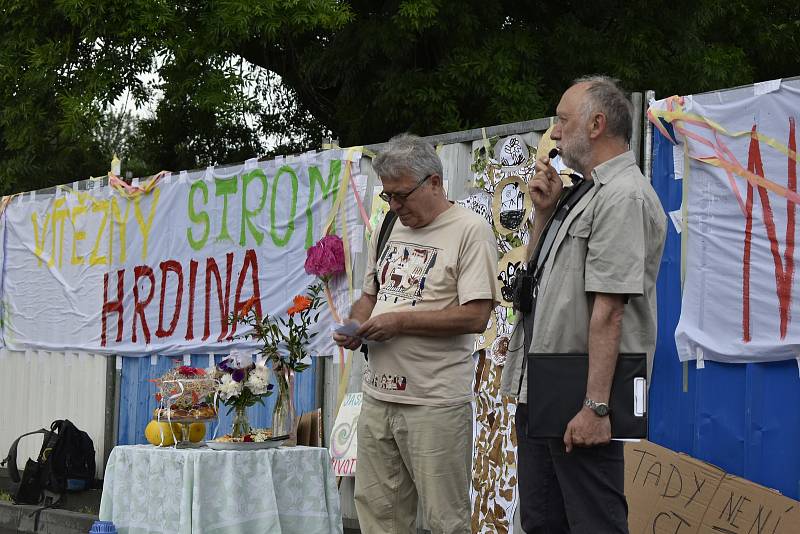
[525,353,648,439]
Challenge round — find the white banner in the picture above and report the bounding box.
[0,150,360,356]
[650,79,800,363]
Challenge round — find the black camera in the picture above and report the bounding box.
[512,270,536,313]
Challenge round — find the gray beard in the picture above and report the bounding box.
[560,136,591,176]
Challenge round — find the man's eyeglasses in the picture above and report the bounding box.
[378,175,431,203]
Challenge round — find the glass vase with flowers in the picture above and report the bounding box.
[210,350,273,439]
[232,284,324,438]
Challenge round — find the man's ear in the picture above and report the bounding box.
[589,112,607,140]
[429,173,443,188]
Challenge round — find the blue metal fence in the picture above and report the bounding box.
[117,354,317,445]
[649,125,800,499]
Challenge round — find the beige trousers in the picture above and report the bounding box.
[354,395,472,534]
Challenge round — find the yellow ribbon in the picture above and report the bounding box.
[319,147,363,415]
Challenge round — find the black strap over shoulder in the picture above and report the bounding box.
[363,211,398,361]
[517,178,595,396]
[528,177,595,277]
[373,210,398,290]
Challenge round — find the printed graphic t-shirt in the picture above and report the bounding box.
[361,204,499,406]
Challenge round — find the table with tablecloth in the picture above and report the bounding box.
[99,444,343,534]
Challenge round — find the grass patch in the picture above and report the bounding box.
[0,491,12,502]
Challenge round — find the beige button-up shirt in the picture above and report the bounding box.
[501,151,667,402]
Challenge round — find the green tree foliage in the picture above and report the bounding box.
[0,0,798,194]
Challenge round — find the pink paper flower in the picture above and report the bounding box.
[304,235,345,280]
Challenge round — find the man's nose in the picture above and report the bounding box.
[550,125,561,140]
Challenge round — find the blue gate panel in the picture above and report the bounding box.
[650,126,800,499]
[118,354,317,446]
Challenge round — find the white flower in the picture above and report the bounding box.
[245,364,271,395]
[218,373,243,401]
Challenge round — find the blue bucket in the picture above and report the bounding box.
[89,520,117,534]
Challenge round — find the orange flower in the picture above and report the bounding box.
[239,296,258,317]
[287,295,312,316]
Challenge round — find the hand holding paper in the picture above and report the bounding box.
[333,320,361,338]
[332,320,363,350]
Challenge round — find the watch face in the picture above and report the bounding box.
[594,404,610,417]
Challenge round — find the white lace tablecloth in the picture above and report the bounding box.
[99,445,343,534]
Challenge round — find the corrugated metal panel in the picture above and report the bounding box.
[117,354,317,445]
[0,350,107,478]
[649,125,800,499]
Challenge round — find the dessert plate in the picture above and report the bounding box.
[205,435,289,450]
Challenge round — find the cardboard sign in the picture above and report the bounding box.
[625,440,799,534]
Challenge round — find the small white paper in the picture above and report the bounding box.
[150,354,158,366]
[754,79,781,96]
[695,346,705,369]
[131,177,140,187]
[30,190,36,202]
[72,181,80,191]
[183,354,191,365]
[205,166,214,180]
[332,321,361,339]
[15,193,24,204]
[672,143,684,180]
[163,173,173,185]
[668,209,683,233]
[179,170,189,183]
[208,354,215,368]
[244,157,258,170]
[115,355,123,370]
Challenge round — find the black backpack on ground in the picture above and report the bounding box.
[2,419,96,507]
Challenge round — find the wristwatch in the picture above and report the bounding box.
[584,397,610,417]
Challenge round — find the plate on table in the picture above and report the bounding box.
[205,435,289,451]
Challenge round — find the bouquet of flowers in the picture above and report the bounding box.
[230,283,325,436]
[226,233,343,436]
[209,350,273,437]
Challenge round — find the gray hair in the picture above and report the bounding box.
[372,133,443,182]
[573,75,633,143]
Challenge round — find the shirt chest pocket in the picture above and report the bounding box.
[563,213,592,271]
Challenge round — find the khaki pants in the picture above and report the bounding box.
[354,395,472,534]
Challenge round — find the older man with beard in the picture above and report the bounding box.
[501,76,666,533]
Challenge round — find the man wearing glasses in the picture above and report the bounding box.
[333,134,498,533]
[502,76,666,533]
